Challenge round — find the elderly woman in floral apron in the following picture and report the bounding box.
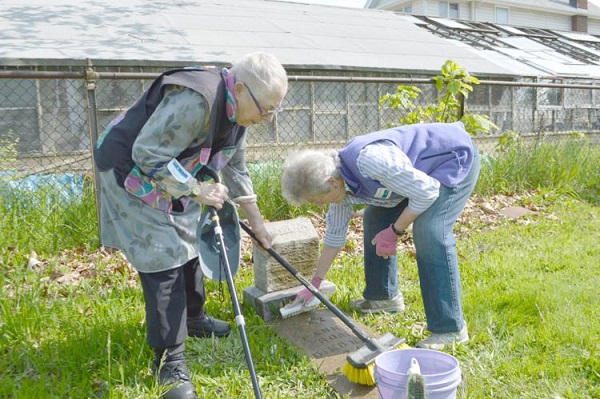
[94,52,288,399]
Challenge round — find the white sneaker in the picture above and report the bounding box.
[350,293,405,314]
[416,326,469,350]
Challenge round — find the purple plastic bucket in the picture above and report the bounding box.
[374,348,461,399]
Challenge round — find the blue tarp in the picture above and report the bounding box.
[0,172,86,204]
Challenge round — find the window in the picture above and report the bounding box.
[439,2,459,19]
[401,5,412,13]
[449,3,459,18]
[495,7,509,24]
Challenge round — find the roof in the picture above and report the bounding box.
[0,0,599,79]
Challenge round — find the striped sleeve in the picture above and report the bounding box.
[323,202,355,248]
[357,142,440,212]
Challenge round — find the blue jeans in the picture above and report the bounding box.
[362,149,480,333]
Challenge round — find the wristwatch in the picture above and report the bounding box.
[191,182,204,197]
[391,224,406,236]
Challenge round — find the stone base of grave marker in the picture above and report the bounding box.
[242,279,337,322]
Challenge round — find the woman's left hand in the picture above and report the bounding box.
[371,225,398,259]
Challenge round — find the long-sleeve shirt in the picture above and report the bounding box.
[324,141,440,248]
[131,86,256,202]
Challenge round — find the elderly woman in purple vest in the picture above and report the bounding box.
[93,52,287,399]
[282,122,480,350]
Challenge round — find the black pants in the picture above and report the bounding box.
[138,258,205,352]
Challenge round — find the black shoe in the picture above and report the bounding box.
[187,314,231,338]
[153,354,198,399]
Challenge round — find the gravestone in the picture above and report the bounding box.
[253,217,319,292]
[243,217,337,322]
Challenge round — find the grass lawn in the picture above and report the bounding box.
[1,192,598,398]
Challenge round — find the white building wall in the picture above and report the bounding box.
[509,8,571,30]
[373,0,600,34]
[458,3,470,19]
[471,4,494,21]
[374,0,426,14]
[411,1,426,15]
[425,1,437,16]
[588,19,600,35]
[470,3,571,30]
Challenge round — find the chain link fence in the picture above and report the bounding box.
[1,64,599,224]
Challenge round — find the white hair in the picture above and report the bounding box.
[231,52,288,105]
[281,149,340,206]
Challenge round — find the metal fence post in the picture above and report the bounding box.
[84,58,102,242]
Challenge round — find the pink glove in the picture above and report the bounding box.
[292,277,323,306]
[371,225,398,258]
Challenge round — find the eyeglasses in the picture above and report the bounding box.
[243,83,284,116]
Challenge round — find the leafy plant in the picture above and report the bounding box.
[379,60,498,135]
[0,130,19,170]
[496,130,525,154]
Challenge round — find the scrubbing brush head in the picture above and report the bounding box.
[406,357,426,399]
[279,296,321,319]
[346,333,406,368]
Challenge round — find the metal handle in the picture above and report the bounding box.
[198,167,262,399]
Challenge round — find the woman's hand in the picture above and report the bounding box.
[292,277,323,306]
[248,222,273,250]
[191,182,228,209]
[371,225,398,258]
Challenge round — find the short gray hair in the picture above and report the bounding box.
[281,149,340,206]
[231,52,288,104]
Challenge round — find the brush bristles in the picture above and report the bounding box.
[342,343,411,386]
[342,362,376,386]
[406,373,426,399]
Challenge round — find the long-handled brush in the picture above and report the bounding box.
[239,220,406,386]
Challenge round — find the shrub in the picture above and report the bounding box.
[379,60,498,135]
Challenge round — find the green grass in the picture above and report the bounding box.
[0,176,98,254]
[1,196,598,398]
[1,140,599,398]
[328,196,600,398]
[0,248,338,398]
[457,199,599,398]
[249,161,324,222]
